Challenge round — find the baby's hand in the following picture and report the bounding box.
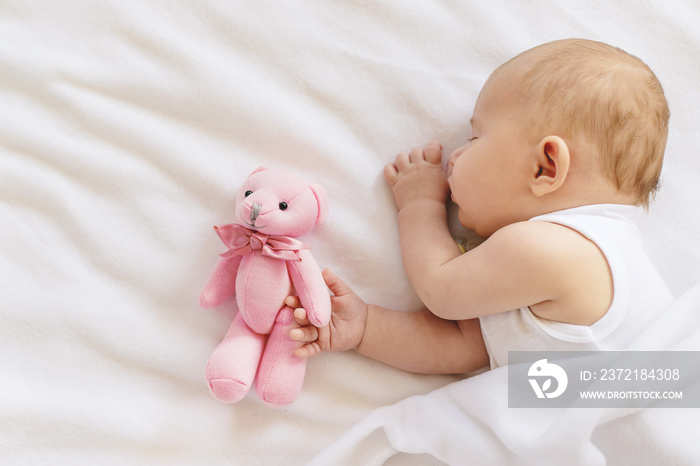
[383,141,450,211]
[286,269,368,358]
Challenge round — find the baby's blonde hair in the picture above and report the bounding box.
[500,39,669,208]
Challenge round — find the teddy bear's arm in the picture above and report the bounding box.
[288,250,331,327]
[200,255,243,308]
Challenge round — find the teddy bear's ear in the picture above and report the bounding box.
[250,166,269,176]
[309,183,328,225]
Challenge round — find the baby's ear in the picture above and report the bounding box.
[531,136,570,197]
[309,183,328,225]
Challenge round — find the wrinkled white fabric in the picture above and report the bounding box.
[1,0,699,464]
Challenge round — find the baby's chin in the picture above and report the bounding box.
[458,212,494,239]
[457,210,474,228]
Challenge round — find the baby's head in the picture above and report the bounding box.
[500,38,669,208]
[448,39,669,237]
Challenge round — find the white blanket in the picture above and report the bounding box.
[2,1,699,464]
[310,283,700,465]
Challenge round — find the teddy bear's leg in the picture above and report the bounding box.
[206,312,266,403]
[255,306,306,407]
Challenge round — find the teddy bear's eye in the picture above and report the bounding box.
[244,190,253,197]
[278,202,288,210]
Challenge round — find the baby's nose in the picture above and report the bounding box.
[448,146,464,163]
[446,151,459,178]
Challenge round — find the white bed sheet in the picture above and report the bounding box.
[2,1,699,464]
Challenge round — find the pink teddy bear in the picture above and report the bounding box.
[200,167,331,406]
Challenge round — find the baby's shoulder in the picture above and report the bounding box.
[494,221,613,326]
[490,220,592,258]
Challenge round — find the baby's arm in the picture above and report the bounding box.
[383,142,467,311]
[358,305,488,374]
[287,269,488,374]
[384,142,578,321]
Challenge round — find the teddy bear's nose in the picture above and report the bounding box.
[250,203,262,223]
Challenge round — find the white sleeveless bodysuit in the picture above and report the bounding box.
[478,204,673,369]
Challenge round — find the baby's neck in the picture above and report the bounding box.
[533,186,637,218]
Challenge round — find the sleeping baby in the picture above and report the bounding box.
[286,39,672,375]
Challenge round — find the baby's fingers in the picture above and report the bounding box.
[383,163,398,186]
[294,342,322,359]
[291,306,312,326]
[289,325,319,343]
[423,141,442,164]
[284,295,302,309]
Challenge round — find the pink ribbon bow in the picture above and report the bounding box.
[214,223,308,262]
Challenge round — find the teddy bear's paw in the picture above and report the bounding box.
[257,379,301,407]
[208,378,250,403]
[259,393,295,408]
